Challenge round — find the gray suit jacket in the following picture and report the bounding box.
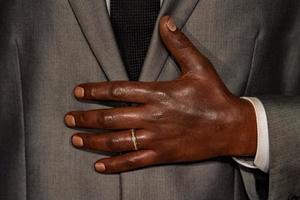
[1,0,300,199]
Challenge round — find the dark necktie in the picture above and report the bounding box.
[110,0,160,81]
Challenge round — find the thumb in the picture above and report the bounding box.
[159,16,213,75]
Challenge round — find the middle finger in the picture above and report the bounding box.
[64,106,148,129]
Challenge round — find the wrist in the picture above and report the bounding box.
[228,98,258,157]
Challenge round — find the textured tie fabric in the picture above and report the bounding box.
[110,0,160,81]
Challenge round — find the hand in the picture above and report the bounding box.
[64,16,257,174]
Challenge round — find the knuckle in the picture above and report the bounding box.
[177,32,190,49]
[151,110,166,121]
[147,106,169,123]
[109,160,122,171]
[89,87,97,98]
[104,136,117,150]
[97,112,115,127]
[96,112,104,124]
[124,158,137,169]
[137,130,151,141]
[76,112,85,124]
[104,114,115,123]
[110,84,125,98]
[153,90,170,102]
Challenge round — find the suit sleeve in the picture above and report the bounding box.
[238,96,300,200]
[260,96,300,200]
[0,3,27,199]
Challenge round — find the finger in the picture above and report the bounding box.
[71,129,152,152]
[73,81,158,103]
[159,16,213,74]
[94,150,158,173]
[64,107,147,129]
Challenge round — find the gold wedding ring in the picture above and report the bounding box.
[131,129,138,151]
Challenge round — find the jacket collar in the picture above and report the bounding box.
[68,0,200,81]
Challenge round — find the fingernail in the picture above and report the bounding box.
[72,135,84,147]
[166,17,177,32]
[95,163,106,172]
[74,87,84,98]
[64,114,76,127]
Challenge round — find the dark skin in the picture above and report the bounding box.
[64,16,257,174]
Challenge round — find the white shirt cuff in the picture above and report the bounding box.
[232,97,269,173]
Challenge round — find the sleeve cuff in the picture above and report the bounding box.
[233,97,270,173]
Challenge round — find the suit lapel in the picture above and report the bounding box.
[139,0,200,81]
[68,0,199,82]
[68,0,129,81]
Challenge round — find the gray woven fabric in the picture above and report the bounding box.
[1,0,300,199]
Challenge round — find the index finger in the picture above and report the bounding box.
[74,81,158,103]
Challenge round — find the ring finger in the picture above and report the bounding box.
[71,129,153,153]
